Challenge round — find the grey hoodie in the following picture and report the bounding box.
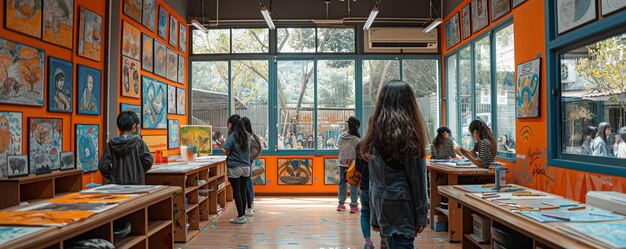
[338,132,360,167]
[98,135,153,185]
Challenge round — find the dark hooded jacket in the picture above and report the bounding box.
[98,135,153,185]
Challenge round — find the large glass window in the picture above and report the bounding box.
[190,61,229,149]
[192,29,230,54]
[277,60,315,150]
[447,55,459,142]
[231,60,269,149]
[458,46,473,149]
[232,29,270,53]
[362,60,401,131]
[494,25,516,154]
[317,28,356,53]
[403,60,440,142]
[475,36,492,132]
[277,28,316,53]
[317,60,356,150]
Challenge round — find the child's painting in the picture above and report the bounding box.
[278,159,313,185]
[142,77,167,129]
[0,38,45,107]
[142,34,153,72]
[157,6,167,39]
[154,41,166,77]
[169,15,178,47]
[516,58,541,118]
[602,0,626,15]
[78,7,102,61]
[123,0,142,23]
[168,119,179,149]
[0,210,94,226]
[166,49,177,81]
[176,88,185,115]
[445,13,461,50]
[0,112,23,178]
[557,0,597,34]
[120,103,141,134]
[461,4,471,40]
[324,158,340,185]
[167,84,176,114]
[7,155,28,178]
[5,0,42,38]
[28,118,62,174]
[76,124,98,173]
[122,21,141,61]
[180,125,212,155]
[60,151,74,170]
[252,158,266,185]
[491,0,511,21]
[121,56,140,98]
[141,0,155,31]
[471,0,489,34]
[143,135,167,152]
[77,65,101,115]
[179,22,186,52]
[177,54,185,84]
[43,0,74,48]
[47,57,73,112]
[0,226,46,245]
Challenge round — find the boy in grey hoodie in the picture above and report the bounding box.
[337,117,361,213]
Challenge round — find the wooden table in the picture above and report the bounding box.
[0,186,180,249]
[0,169,83,209]
[438,185,618,249]
[427,161,494,242]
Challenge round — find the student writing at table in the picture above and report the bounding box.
[430,125,462,160]
[457,119,496,168]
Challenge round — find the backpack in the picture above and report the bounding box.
[250,134,262,161]
[345,160,360,188]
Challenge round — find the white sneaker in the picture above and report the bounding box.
[246,209,255,216]
[230,216,245,224]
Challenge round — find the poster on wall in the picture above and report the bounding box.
[169,15,178,47]
[157,6,167,40]
[122,21,141,61]
[180,125,212,155]
[0,112,23,179]
[166,49,178,81]
[461,4,471,40]
[154,41,167,77]
[471,0,489,34]
[28,118,62,174]
[78,7,103,61]
[277,159,313,185]
[0,38,45,107]
[121,56,141,98]
[324,159,340,185]
[557,0,597,34]
[491,0,511,21]
[445,13,461,50]
[167,84,176,114]
[47,57,73,113]
[177,54,185,84]
[512,0,526,8]
[252,158,266,185]
[168,119,179,149]
[176,88,186,115]
[142,77,167,129]
[5,0,42,38]
[77,65,101,115]
[141,0,156,31]
[601,0,626,15]
[516,58,541,118]
[179,22,186,52]
[43,0,74,49]
[142,34,154,72]
[120,103,141,134]
[143,135,167,152]
[75,124,98,173]
[123,0,142,23]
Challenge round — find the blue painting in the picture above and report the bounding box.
[121,103,141,134]
[142,76,167,129]
[29,118,62,173]
[0,112,23,178]
[176,88,185,115]
[77,65,101,115]
[0,38,45,107]
[168,119,179,149]
[48,57,72,113]
[76,124,98,173]
[167,84,176,114]
[516,58,541,118]
[142,0,156,31]
[0,226,46,245]
[252,158,266,185]
[445,13,460,50]
[157,6,167,39]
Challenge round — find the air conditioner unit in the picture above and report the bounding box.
[365,27,438,53]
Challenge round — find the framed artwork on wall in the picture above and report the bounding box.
[252,158,266,185]
[60,152,74,171]
[142,77,167,129]
[121,56,141,98]
[491,0,511,21]
[141,0,155,31]
[516,58,541,118]
[142,34,153,72]
[47,57,73,113]
[122,21,141,61]
[179,22,186,52]
[461,4,471,40]
[120,103,141,134]
[445,13,461,50]
[167,84,176,114]
[324,158,340,185]
[5,0,42,38]
[75,124,98,173]
[32,153,51,174]
[157,6,167,40]
[154,40,166,77]
[77,7,102,61]
[471,0,489,34]
[277,158,313,185]
[143,135,167,152]
[166,48,178,81]
[0,38,45,107]
[0,112,23,178]
[43,0,74,49]
[168,119,179,149]
[601,0,626,16]
[28,118,62,174]
[169,15,178,47]
[176,88,185,115]
[77,65,101,115]
[123,0,142,23]
[557,0,596,34]
[177,54,185,84]
[180,125,212,155]
[7,155,28,177]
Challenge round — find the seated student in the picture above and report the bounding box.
[458,119,497,168]
[616,127,626,159]
[430,126,461,159]
[98,111,154,185]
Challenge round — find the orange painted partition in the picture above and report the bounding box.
[441,0,626,202]
[254,155,340,195]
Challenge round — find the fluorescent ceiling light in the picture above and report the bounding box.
[363,7,379,30]
[260,6,275,30]
[191,19,208,33]
[423,18,442,33]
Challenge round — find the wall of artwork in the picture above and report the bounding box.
[253,155,343,194]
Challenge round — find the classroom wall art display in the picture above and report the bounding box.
[60,151,74,170]
[120,103,141,134]
[142,77,167,129]
[471,0,489,34]
[48,57,72,112]
[77,65,101,115]
[177,54,184,84]
[42,0,74,48]
[324,158,340,185]
[0,38,45,107]
[75,124,98,173]
[121,56,140,98]
[461,4,471,40]
[169,15,178,47]
[176,87,185,115]
[143,135,167,152]
[154,41,166,77]
[28,118,62,174]
[0,112,22,178]
[252,158,266,185]
[179,22,186,52]
[123,0,142,23]
[6,155,28,178]
[0,226,46,245]
[167,84,176,114]
[557,0,596,34]
[277,158,313,185]
[166,49,177,81]
[512,0,526,8]
[78,7,102,61]
[601,0,626,15]
[168,119,179,149]
[141,0,155,31]
[491,0,511,21]
[142,33,153,72]
[516,58,541,118]
[445,13,461,50]
[5,0,42,38]
[180,125,212,155]
[157,6,167,39]
[122,21,141,61]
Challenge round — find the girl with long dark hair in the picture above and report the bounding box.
[336,116,361,213]
[430,126,460,159]
[591,122,611,157]
[241,117,261,217]
[458,119,497,168]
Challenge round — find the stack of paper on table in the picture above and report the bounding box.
[81,184,165,194]
[0,210,95,227]
[559,222,626,249]
[520,209,624,223]
[0,226,47,246]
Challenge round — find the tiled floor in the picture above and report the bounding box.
[177,197,460,249]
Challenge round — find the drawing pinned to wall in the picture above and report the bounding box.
[142,77,167,129]
[154,41,166,77]
[512,0,526,8]
[471,0,489,34]
[6,155,28,178]
[78,7,102,61]
[179,23,186,52]
[0,38,45,107]
[445,13,460,50]
[120,103,141,134]
[122,21,141,61]
[168,119,179,149]
[157,6,167,39]
[461,4,471,40]
[491,0,511,21]
[141,0,156,31]
[177,54,185,84]
[324,159,340,185]
[77,65,101,115]
[169,15,178,47]
[0,112,22,178]
[557,0,596,34]
[143,135,167,152]
[121,56,140,98]
[277,159,313,185]
[0,226,46,245]
[142,34,153,72]
[166,49,177,81]
[252,159,266,185]
[516,58,541,118]
[601,0,626,15]
[60,151,74,171]
[28,118,62,174]
[76,124,98,173]
[43,0,73,48]
[123,0,142,23]
[180,125,212,155]
[176,88,185,115]
[47,57,72,112]
[167,84,176,114]
[5,0,42,38]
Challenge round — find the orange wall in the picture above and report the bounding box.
[254,155,340,194]
[441,0,626,202]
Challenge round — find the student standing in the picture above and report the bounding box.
[355,142,388,249]
[360,80,428,249]
[581,126,596,155]
[616,127,626,158]
[430,126,460,159]
[591,122,611,157]
[458,120,497,168]
[241,117,261,217]
[337,116,361,213]
[216,115,251,224]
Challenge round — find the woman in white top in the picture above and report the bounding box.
[616,127,626,159]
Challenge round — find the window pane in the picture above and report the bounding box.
[362,60,401,131]
[277,60,315,150]
[495,24,516,154]
[317,28,356,53]
[232,29,269,53]
[403,60,440,142]
[459,47,473,148]
[475,36,492,138]
[277,28,316,53]
[447,55,459,142]
[190,61,229,150]
[318,60,356,150]
[192,29,230,54]
[560,33,626,159]
[231,60,269,149]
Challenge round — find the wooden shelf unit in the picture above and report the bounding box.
[0,169,83,209]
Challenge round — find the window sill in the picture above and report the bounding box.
[496,151,516,163]
[548,157,626,178]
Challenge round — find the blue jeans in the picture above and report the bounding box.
[360,190,371,238]
[338,166,358,207]
[387,234,414,249]
[246,174,254,208]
